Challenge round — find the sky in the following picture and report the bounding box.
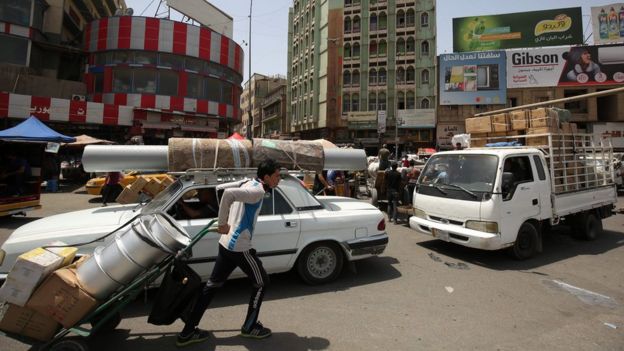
[124,0,615,81]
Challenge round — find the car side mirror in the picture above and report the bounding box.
[502,172,514,197]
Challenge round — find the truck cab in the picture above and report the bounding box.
[409,147,616,259]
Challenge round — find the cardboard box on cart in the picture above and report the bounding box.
[0,302,60,341]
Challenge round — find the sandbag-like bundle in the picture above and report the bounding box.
[168,138,252,172]
[253,138,324,172]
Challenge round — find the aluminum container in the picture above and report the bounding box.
[119,223,169,268]
[97,237,146,285]
[76,247,122,299]
[142,213,190,253]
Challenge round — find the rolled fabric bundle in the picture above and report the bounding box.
[252,138,324,172]
[167,138,252,172]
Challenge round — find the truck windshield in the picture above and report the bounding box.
[418,154,498,200]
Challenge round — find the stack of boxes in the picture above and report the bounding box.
[116,175,175,204]
[465,108,586,193]
[0,244,100,341]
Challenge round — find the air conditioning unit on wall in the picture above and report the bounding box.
[71,94,86,101]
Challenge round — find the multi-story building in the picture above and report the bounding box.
[261,85,288,138]
[287,0,436,151]
[240,73,287,137]
[0,1,243,144]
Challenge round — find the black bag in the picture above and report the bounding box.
[147,260,202,326]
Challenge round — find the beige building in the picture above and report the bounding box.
[240,73,287,137]
[287,0,437,150]
[261,85,288,138]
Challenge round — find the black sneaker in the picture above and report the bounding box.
[176,328,210,348]
[240,321,272,339]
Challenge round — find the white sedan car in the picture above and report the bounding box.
[0,172,388,285]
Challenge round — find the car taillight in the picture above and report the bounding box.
[377,219,386,231]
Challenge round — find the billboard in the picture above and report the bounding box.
[591,4,624,45]
[453,7,583,52]
[592,122,624,149]
[397,109,436,128]
[440,51,507,105]
[507,44,624,88]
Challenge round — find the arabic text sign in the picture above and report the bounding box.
[436,123,466,147]
[377,110,386,134]
[507,44,624,88]
[397,109,436,128]
[591,3,624,45]
[439,51,507,106]
[453,7,583,52]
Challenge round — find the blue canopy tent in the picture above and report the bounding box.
[0,116,76,143]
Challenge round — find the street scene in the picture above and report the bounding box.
[1,0,624,350]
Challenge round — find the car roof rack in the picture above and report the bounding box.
[169,168,316,186]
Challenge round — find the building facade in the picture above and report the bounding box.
[240,74,287,137]
[261,85,288,138]
[287,0,436,150]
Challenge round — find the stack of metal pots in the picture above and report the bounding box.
[76,213,190,299]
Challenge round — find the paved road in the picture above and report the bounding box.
[1,186,623,350]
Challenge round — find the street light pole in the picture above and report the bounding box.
[246,0,253,140]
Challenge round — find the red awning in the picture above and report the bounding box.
[228,132,245,140]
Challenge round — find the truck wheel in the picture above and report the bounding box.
[297,242,344,285]
[511,222,539,260]
[573,212,602,241]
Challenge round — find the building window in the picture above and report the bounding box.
[352,94,359,111]
[406,91,415,109]
[344,43,352,58]
[135,51,157,65]
[343,94,351,112]
[378,93,386,111]
[564,89,588,113]
[406,37,415,53]
[421,98,430,109]
[378,68,387,85]
[112,68,132,93]
[0,34,28,65]
[421,12,429,27]
[134,69,158,93]
[421,41,429,56]
[343,70,352,86]
[379,40,387,56]
[369,93,377,111]
[186,57,204,72]
[158,70,178,96]
[159,53,184,70]
[93,73,104,93]
[352,70,360,86]
[344,17,352,33]
[508,97,518,107]
[370,13,377,31]
[421,69,430,84]
[397,67,406,84]
[187,74,202,99]
[406,67,415,83]
[369,69,377,86]
[397,91,405,109]
[0,0,31,27]
[406,9,415,27]
[396,10,405,28]
[344,0,352,7]
[396,38,406,56]
[370,40,378,56]
[353,43,360,57]
[379,12,387,30]
[353,16,361,32]
[205,77,222,101]
[113,51,132,64]
[222,82,233,103]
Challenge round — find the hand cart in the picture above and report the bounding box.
[4,218,217,351]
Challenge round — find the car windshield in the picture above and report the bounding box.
[418,154,498,200]
[141,179,183,214]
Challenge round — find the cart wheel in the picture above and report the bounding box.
[50,338,89,351]
[90,312,122,333]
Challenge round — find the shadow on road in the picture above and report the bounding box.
[78,329,331,351]
[417,227,624,271]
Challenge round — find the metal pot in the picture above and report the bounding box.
[120,223,168,268]
[97,236,146,285]
[76,247,122,299]
[141,213,190,253]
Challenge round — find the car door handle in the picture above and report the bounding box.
[532,199,538,206]
[520,186,530,191]
[285,221,298,228]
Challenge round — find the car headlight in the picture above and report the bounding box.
[465,220,499,234]
[0,249,5,265]
[413,207,427,219]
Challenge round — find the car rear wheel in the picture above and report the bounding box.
[297,242,344,285]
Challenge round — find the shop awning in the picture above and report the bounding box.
[0,116,76,143]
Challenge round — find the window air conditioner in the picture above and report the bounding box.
[72,94,86,102]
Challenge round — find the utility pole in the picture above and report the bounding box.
[246,0,253,140]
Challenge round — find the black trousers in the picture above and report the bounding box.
[183,244,269,332]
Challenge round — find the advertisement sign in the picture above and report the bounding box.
[507,44,624,88]
[377,110,386,134]
[453,7,583,52]
[591,3,624,45]
[397,109,436,128]
[436,123,466,149]
[440,51,507,105]
[347,111,377,122]
[592,122,624,149]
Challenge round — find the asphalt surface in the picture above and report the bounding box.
[0,183,623,351]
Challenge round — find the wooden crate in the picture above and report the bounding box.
[491,113,510,132]
[465,116,492,134]
[510,110,529,131]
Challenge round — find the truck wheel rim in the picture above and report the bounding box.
[307,247,336,279]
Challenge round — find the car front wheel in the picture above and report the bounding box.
[297,242,344,285]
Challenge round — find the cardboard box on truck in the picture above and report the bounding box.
[465,117,492,134]
[491,113,510,132]
[510,110,529,131]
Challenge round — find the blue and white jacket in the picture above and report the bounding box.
[218,179,266,252]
